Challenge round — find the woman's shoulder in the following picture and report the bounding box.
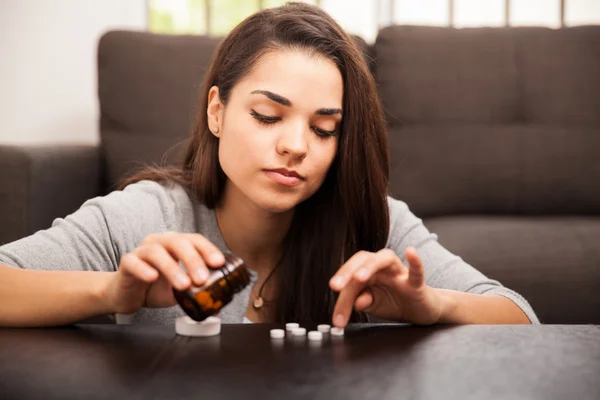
[97,179,193,207]
[83,179,198,232]
[385,195,425,245]
[117,178,188,198]
[386,195,411,220]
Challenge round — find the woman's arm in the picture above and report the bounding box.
[384,197,540,324]
[329,246,533,327]
[437,289,532,324]
[0,264,114,327]
[0,180,195,327]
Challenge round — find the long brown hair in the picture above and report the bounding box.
[120,2,389,324]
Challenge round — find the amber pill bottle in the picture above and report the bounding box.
[173,252,251,322]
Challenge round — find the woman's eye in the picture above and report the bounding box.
[250,110,279,125]
[313,127,337,138]
[250,109,337,138]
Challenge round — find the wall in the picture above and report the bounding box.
[0,0,146,145]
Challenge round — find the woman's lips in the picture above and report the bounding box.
[264,170,303,187]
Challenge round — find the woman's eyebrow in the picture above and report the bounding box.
[250,90,342,115]
[251,90,291,106]
[315,108,343,116]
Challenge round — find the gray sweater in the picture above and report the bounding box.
[0,180,539,324]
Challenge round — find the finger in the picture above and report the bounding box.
[162,236,210,286]
[135,244,191,290]
[329,251,374,291]
[119,253,159,283]
[352,248,404,284]
[354,289,374,312]
[332,278,366,328]
[186,234,225,268]
[405,247,424,288]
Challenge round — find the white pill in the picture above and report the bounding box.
[330,327,344,336]
[292,327,307,336]
[317,324,331,333]
[175,316,221,337]
[286,323,299,331]
[270,329,285,339]
[308,331,323,341]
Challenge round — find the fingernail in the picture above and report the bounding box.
[332,276,345,288]
[176,273,191,288]
[357,268,369,280]
[210,252,225,264]
[143,269,157,280]
[196,268,209,282]
[334,314,345,327]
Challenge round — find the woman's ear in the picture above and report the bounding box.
[207,86,223,137]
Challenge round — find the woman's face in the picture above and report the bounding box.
[208,49,343,213]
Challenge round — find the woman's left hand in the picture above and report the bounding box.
[329,247,445,328]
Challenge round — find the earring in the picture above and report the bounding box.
[214,127,220,134]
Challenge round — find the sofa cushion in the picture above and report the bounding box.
[101,130,189,191]
[98,31,220,139]
[388,124,600,217]
[98,31,222,189]
[377,25,600,217]
[423,215,600,324]
[375,26,519,125]
[388,124,520,217]
[519,26,600,124]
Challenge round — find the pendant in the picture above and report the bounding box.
[253,296,264,309]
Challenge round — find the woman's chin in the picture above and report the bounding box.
[254,194,302,214]
[261,200,297,214]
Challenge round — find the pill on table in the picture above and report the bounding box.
[308,331,323,341]
[270,329,285,339]
[330,327,344,336]
[286,323,299,331]
[317,324,331,333]
[292,327,307,336]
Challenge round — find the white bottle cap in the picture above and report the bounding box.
[308,331,323,341]
[270,329,285,339]
[286,323,299,331]
[317,324,331,333]
[330,327,345,336]
[292,327,307,336]
[175,316,221,337]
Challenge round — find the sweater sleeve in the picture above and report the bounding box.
[386,196,540,324]
[0,180,195,273]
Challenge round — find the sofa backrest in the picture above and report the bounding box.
[98,31,221,191]
[98,27,600,217]
[376,25,600,217]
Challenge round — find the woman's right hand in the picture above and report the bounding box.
[103,232,225,314]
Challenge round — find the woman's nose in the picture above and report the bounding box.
[276,122,308,159]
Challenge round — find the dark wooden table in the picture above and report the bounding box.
[0,323,598,400]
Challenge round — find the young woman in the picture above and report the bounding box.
[0,3,538,327]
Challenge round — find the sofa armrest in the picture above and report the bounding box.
[0,144,101,245]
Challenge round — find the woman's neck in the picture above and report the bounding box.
[215,183,293,276]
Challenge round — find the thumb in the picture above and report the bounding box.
[354,288,374,312]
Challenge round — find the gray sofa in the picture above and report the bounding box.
[1,26,598,324]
